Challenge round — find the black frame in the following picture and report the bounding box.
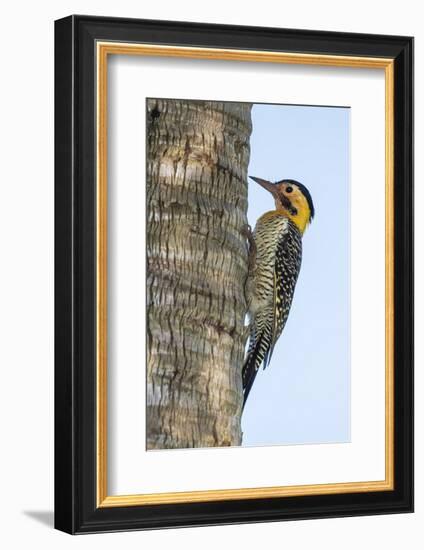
[55,15,414,534]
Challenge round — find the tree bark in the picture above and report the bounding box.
[146,99,252,449]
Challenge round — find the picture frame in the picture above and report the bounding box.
[54,15,413,534]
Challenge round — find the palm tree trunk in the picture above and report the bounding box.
[146,98,252,449]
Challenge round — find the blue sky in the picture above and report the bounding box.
[242,103,351,447]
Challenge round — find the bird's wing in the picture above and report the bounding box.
[265,222,302,368]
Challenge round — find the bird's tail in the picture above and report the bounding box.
[242,332,271,408]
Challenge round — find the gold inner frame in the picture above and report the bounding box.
[96,42,395,508]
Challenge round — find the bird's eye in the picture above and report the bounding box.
[286,186,293,193]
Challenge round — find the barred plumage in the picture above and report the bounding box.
[242,177,314,408]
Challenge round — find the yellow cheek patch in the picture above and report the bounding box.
[289,193,312,234]
[258,194,312,234]
[285,208,310,235]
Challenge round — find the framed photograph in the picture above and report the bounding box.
[54,15,413,534]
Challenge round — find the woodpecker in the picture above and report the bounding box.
[242,176,314,408]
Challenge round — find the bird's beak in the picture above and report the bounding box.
[249,176,278,198]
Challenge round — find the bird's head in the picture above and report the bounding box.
[250,176,315,234]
